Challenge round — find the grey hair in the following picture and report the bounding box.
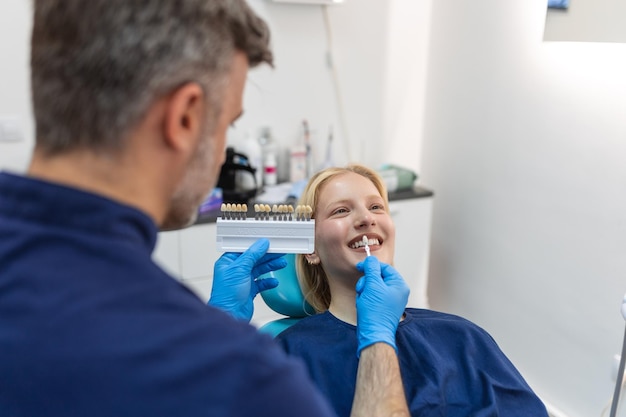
[31,0,273,154]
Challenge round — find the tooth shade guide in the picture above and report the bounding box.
[216,202,315,253]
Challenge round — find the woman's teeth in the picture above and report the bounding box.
[350,238,379,249]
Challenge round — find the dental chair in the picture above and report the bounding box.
[258,254,315,337]
[258,252,430,336]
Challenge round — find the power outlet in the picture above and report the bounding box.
[0,115,23,142]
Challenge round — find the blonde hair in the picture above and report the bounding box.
[296,164,389,313]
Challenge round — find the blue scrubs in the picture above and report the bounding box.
[277,308,549,417]
[0,172,335,417]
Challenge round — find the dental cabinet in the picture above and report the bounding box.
[153,187,434,327]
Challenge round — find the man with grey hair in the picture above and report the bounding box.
[0,1,410,416]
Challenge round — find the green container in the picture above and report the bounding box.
[378,164,418,192]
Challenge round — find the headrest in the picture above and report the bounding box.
[259,254,315,318]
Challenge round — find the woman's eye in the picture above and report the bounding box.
[332,208,348,215]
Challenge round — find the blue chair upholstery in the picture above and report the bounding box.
[258,317,302,337]
[258,254,315,337]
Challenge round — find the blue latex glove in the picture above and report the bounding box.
[354,256,410,357]
[209,238,287,322]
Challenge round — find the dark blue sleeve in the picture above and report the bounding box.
[235,347,339,417]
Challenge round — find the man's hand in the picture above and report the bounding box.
[209,238,287,321]
[354,256,409,356]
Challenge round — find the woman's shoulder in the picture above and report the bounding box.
[404,307,473,321]
[402,308,495,340]
[404,307,475,322]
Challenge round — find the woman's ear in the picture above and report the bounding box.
[305,253,320,265]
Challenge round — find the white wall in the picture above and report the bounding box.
[242,0,428,178]
[0,0,33,172]
[0,0,427,179]
[382,0,432,176]
[422,1,626,416]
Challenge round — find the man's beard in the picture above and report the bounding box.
[160,131,217,231]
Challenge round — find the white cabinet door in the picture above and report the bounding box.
[153,230,181,279]
[389,197,433,308]
[179,223,219,280]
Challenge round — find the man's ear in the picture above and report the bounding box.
[163,82,205,153]
[305,253,321,265]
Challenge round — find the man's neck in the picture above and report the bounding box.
[27,147,164,225]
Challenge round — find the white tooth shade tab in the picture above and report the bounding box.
[363,235,371,257]
[350,238,379,249]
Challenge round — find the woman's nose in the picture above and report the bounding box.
[355,210,375,228]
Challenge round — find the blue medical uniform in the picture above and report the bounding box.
[277,308,549,417]
[0,172,336,417]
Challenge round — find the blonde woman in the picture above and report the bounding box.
[277,164,549,417]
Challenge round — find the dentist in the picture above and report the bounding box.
[0,1,409,417]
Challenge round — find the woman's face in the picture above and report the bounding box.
[310,172,395,282]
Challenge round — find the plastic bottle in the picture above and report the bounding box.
[259,126,280,185]
[290,143,307,183]
[237,129,263,189]
[263,152,278,186]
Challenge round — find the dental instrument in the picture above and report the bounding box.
[216,203,315,254]
[363,235,370,257]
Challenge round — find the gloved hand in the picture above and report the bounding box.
[209,238,287,322]
[354,256,410,357]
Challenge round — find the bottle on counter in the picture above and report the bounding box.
[258,126,280,186]
[237,129,263,189]
[263,152,278,186]
[290,143,307,183]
